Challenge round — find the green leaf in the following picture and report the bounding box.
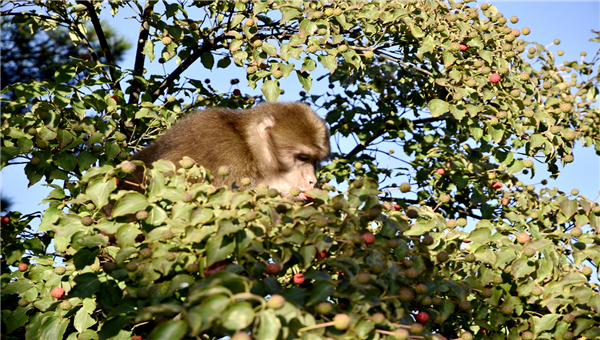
[281,8,301,23]
[74,247,101,269]
[55,64,76,83]
[511,257,535,279]
[217,57,231,68]
[443,51,457,67]
[295,71,312,91]
[74,307,96,333]
[115,224,141,248]
[143,39,155,62]
[531,314,561,334]
[479,50,493,64]
[559,199,577,219]
[318,54,337,73]
[201,52,214,69]
[206,236,235,267]
[306,280,334,305]
[222,301,255,331]
[40,316,69,340]
[261,42,278,57]
[86,178,117,209]
[429,99,449,117]
[148,320,187,340]
[255,310,281,340]
[112,192,149,218]
[6,305,32,333]
[69,273,101,299]
[261,80,280,102]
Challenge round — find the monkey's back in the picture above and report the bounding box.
[133,107,262,184]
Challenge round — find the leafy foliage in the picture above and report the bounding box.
[1,1,600,340]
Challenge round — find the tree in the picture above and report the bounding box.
[1,1,599,340]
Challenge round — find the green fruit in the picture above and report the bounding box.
[217,166,231,176]
[267,189,279,198]
[54,266,67,275]
[415,283,428,294]
[563,313,575,323]
[406,206,419,218]
[422,235,434,245]
[371,312,386,324]
[333,314,351,330]
[482,287,493,298]
[523,247,535,257]
[162,229,174,240]
[562,331,574,340]
[570,227,582,238]
[136,210,149,221]
[522,331,534,340]
[492,275,503,285]
[60,300,72,310]
[465,254,476,263]
[457,218,467,227]
[125,263,138,272]
[531,286,543,296]
[582,266,593,276]
[81,215,94,226]
[316,301,333,314]
[459,300,471,311]
[393,329,409,340]
[571,189,579,196]
[399,287,414,302]
[421,296,432,306]
[267,294,286,309]
[399,182,411,193]
[30,156,41,165]
[501,305,513,315]
[431,296,443,305]
[410,323,424,335]
[103,262,117,273]
[281,228,293,237]
[185,263,199,273]
[446,219,457,229]
[405,268,418,279]
[165,252,176,261]
[356,272,371,284]
[437,251,449,262]
[179,156,195,169]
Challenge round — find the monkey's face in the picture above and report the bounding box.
[263,151,319,201]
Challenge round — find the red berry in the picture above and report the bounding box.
[393,204,400,211]
[415,311,429,324]
[0,216,9,224]
[233,89,241,96]
[111,96,119,104]
[436,168,446,175]
[362,232,375,244]
[460,43,468,51]
[266,263,281,274]
[317,250,327,258]
[463,239,472,243]
[51,287,65,299]
[82,54,91,60]
[131,336,143,340]
[18,263,29,272]
[489,73,501,83]
[293,273,305,284]
[492,181,503,189]
[517,233,531,244]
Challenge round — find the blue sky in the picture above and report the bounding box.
[1,1,599,221]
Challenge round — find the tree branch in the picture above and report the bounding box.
[128,0,155,105]
[80,0,121,92]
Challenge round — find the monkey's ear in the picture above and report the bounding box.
[257,116,275,141]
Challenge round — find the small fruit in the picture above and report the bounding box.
[125,263,138,272]
[562,331,574,340]
[0,216,9,225]
[333,313,351,330]
[356,272,371,284]
[245,18,255,26]
[415,311,429,323]
[458,300,471,311]
[523,247,535,257]
[233,89,241,96]
[563,313,575,323]
[489,73,501,83]
[393,329,409,340]
[18,263,29,272]
[82,53,91,60]
[217,166,231,176]
[465,254,476,263]
[415,283,428,294]
[230,332,251,340]
[405,268,418,279]
[570,227,582,238]
[293,273,305,284]
[422,235,434,246]
[362,232,375,244]
[371,312,386,324]
[582,266,593,276]
[316,301,333,314]
[459,43,467,51]
[461,331,474,340]
[522,331,534,340]
[436,167,446,175]
[399,182,411,193]
[437,251,449,262]
[516,233,530,244]
[492,181,503,189]
[316,250,327,259]
[406,206,419,218]
[457,218,467,227]
[136,210,149,221]
[267,294,286,309]
[501,305,513,315]
[54,266,67,275]
[364,50,374,59]
[399,287,414,302]
[161,36,172,45]
[266,263,282,274]
[51,287,65,299]
[410,323,424,335]
[81,215,94,226]
[522,27,531,35]
[531,286,543,296]
[481,287,493,298]
[103,262,117,273]
[120,161,136,174]
[60,300,72,310]
[492,275,503,284]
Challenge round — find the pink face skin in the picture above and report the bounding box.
[262,151,318,201]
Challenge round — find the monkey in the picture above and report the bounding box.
[127,102,330,200]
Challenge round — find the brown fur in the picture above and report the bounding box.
[128,102,330,198]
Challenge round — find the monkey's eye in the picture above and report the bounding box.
[297,155,311,163]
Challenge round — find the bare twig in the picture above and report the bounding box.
[128,0,156,105]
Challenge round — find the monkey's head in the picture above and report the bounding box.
[253,102,330,200]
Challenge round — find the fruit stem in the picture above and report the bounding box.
[389,323,412,329]
[297,321,334,333]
